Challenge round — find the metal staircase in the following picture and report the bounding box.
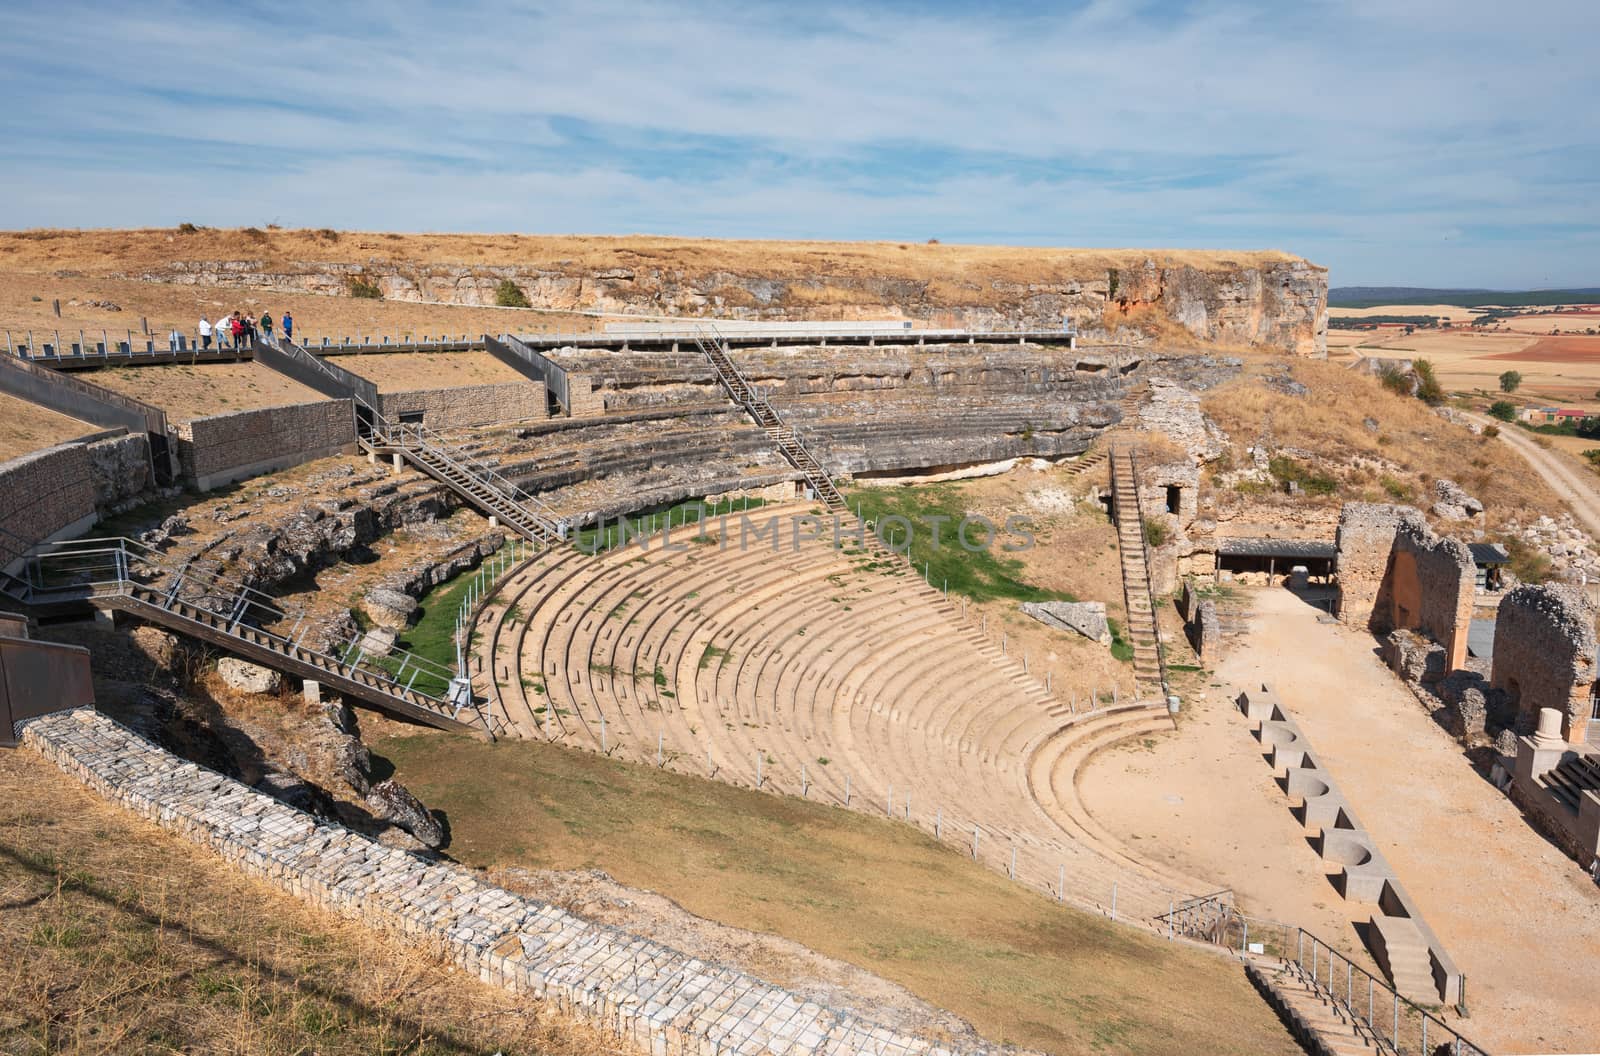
[2,537,502,738]
[1110,447,1169,698]
[360,418,566,547]
[261,335,566,547]
[691,326,846,511]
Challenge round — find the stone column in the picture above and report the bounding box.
[1515,707,1575,784]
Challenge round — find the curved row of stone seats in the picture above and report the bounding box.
[477,507,1199,923]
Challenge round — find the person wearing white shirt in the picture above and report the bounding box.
[198,315,212,349]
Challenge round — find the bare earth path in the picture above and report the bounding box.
[1467,411,1600,537]
[1216,588,1600,1055]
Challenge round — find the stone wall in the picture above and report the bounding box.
[1335,503,1417,627]
[1490,584,1597,741]
[379,383,547,430]
[0,441,98,570]
[174,400,356,490]
[84,432,154,511]
[23,708,1012,1056]
[1335,503,1473,674]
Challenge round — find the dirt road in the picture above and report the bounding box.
[1467,412,1600,536]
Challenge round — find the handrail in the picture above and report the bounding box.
[1121,445,1170,700]
[16,537,498,735]
[365,418,566,538]
[1159,901,1486,1056]
[691,324,845,509]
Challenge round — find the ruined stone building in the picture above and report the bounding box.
[1491,584,1598,744]
[1335,503,1475,675]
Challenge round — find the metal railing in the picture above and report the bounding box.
[364,418,566,541]
[1159,896,1485,1056]
[691,325,845,509]
[9,536,499,735]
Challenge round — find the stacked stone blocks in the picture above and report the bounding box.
[175,400,358,490]
[21,709,1004,1056]
[379,383,548,430]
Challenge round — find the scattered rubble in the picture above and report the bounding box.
[1430,478,1484,522]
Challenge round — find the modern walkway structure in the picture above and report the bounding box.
[1,537,500,737]
[475,506,1201,922]
[692,327,846,511]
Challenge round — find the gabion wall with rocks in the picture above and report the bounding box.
[379,382,548,431]
[1491,584,1597,741]
[20,708,1008,1056]
[174,399,358,491]
[0,433,155,569]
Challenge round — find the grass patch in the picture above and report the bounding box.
[1267,455,1339,497]
[373,731,1300,1056]
[574,496,767,553]
[847,485,1069,604]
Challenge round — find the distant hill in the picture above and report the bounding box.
[1330,286,1600,309]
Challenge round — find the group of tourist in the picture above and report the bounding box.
[194,309,293,350]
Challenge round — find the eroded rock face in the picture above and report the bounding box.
[217,657,282,694]
[1020,601,1111,645]
[131,254,1327,354]
[1431,478,1484,522]
[366,779,445,849]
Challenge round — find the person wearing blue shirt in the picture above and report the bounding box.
[282,311,293,340]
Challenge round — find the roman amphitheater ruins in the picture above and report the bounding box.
[3,231,1599,1055]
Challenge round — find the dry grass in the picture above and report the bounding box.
[0,392,96,461]
[1202,355,1558,525]
[87,362,324,422]
[339,351,526,390]
[0,228,1302,282]
[371,724,1299,1056]
[0,747,621,1056]
[0,273,602,346]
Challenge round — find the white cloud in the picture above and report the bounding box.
[1,0,1597,286]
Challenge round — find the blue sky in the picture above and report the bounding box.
[2,0,1597,288]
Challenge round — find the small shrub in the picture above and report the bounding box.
[1413,359,1444,405]
[1498,370,1522,393]
[1488,400,1517,422]
[176,221,199,234]
[1107,267,1120,301]
[1583,449,1600,471]
[315,227,340,242]
[494,278,531,308]
[241,226,267,241]
[1482,424,1500,438]
[1379,474,1413,501]
[1378,366,1412,397]
[1141,517,1170,548]
[1268,455,1339,496]
[349,278,383,300]
[1504,537,1551,584]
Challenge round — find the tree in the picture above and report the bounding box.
[494,279,531,308]
[1412,359,1445,405]
[1498,370,1522,393]
[1488,400,1517,422]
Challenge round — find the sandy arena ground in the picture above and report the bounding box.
[337,350,527,390]
[0,392,96,461]
[90,361,324,422]
[1206,588,1599,1054]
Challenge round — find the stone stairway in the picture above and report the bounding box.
[1541,750,1600,811]
[4,538,500,738]
[1110,449,1166,695]
[1250,957,1382,1056]
[693,327,846,511]
[1066,446,1108,477]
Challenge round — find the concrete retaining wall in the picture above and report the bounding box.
[175,400,357,490]
[379,383,547,430]
[21,708,999,1056]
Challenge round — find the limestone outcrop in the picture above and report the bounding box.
[127,249,1327,355]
